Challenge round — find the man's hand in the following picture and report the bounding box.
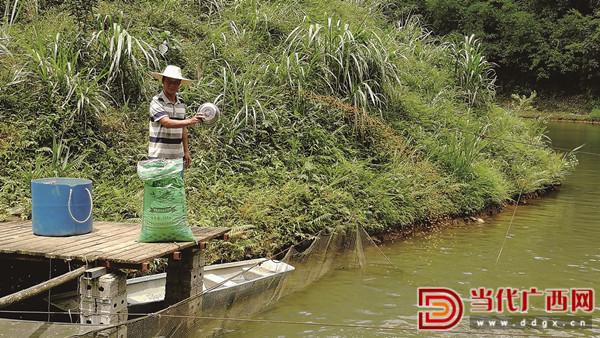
[183,152,191,169]
[195,111,207,122]
[190,115,203,125]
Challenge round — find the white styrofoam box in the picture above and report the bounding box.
[96,295,128,314]
[80,313,101,325]
[80,298,96,315]
[79,276,99,298]
[80,311,127,325]
[79,273,126,299]
[97,273,126,299]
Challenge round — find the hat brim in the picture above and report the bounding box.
[150,72,193,85]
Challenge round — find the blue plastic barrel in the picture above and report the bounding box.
[31,178,93,236]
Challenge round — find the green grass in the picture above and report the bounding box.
[0,0,573,262]
[508,94,600,123]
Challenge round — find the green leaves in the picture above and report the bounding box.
[2,0,22,26]
[67,0,97,32]
[23,12,159,120]
[29,32,108,119]
[451,34,496,108]
[36,137,90,178]
[429,126,488,179]
[89,14,159,102]
[385,0,600,93]
[282,17,400,132]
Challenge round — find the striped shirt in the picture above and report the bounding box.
[148,91,186,159]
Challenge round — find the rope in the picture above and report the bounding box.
[359,226,399,269]
[0,310,567,337]
[1,232,362,315]
[162,233,322,310]
[67,188,93,224]
[496,191,523,264]
[47,258,51,322]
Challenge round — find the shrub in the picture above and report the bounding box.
[383,0,600,94]
[590,107,600,120]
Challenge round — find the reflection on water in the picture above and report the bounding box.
[225,122,600,337]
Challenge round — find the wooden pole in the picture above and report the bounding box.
[0,266,86,309]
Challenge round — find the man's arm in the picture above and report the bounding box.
[159,116,201,128]
[150,98,199,127]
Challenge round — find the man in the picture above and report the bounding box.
[148,65,203,169]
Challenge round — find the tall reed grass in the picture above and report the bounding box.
[2,0,22,25]
[89,14,159,102]
[282,17,400,132]
[451,34,497,107]
[0,29,10,56]
[29,33,108,118]
[429,127,488,179]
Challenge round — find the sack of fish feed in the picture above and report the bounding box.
[137,159,195,242]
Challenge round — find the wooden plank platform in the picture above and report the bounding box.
[0,221,228,269]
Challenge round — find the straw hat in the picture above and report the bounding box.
[150,65,193,85]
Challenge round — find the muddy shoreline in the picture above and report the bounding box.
[521,115,600,125]
[373,184,560,244]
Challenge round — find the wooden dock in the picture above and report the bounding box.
[0,221,229,270]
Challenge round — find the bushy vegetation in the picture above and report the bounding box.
[0,0,573,262]
[507,94,600,122]
[383,0,600,95]
[591,107,600,121]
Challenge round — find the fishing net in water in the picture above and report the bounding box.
[72,225,393,338]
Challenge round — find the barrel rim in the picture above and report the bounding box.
[31,177,92,186]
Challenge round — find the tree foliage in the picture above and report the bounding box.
[384,0,600,94]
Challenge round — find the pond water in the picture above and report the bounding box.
[223,122,600,337]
